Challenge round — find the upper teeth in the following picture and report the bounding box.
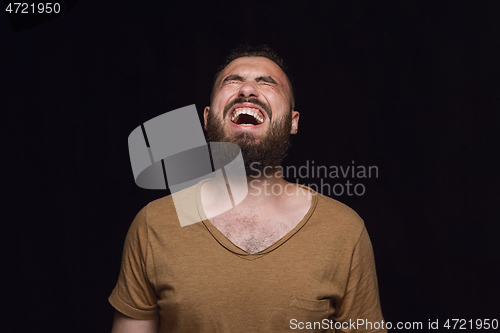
[231,108,264,124]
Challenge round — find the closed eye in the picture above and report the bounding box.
[255,76,277,85]
[222,75,244,85]
[222,75,278,86]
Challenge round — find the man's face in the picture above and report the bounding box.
[204,57,299,176]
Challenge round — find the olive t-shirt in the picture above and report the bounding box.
[109,184,386,332]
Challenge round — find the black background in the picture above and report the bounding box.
[2,1,499,332]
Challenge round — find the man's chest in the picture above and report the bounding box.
[149,212,349,333]
[209,213,297,254]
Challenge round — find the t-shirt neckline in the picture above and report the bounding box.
[195,179,318,260]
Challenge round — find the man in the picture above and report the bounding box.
[109,45,386,332]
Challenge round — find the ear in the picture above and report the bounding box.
[203,106,210,130]
[290,110,300,134]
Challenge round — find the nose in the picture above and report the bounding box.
[238,80,259,98]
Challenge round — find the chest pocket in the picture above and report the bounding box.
[273,295,332,332]
[291,295,330,312]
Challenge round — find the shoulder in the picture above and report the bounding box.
[143,194,176,221]
[316,193,364,226]
[138,182,204,231]
[124,195,176,243]
[307,191,366,239]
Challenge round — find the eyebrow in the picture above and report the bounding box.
[255,76,277,84]
[222,74,278,85]
[222,74,245,83]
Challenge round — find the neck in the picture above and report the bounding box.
[201,166,296,218]
[246,167,289,204]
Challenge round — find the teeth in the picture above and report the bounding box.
[231,108,264,124]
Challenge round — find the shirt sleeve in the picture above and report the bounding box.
[108,207,159,319]
[334,228,387,333]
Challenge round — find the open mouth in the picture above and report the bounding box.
[230,108,264,126]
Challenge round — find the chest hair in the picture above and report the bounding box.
[210,212,292,254]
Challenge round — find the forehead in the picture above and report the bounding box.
[218,56,288,84]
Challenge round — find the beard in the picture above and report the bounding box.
[205,103,292,178]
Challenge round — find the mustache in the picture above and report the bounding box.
[223,97,272,121]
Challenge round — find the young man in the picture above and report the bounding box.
[109,45,386,333]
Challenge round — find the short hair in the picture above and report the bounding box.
[210,44,295,110]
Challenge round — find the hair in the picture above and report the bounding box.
[210,44,295,110]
